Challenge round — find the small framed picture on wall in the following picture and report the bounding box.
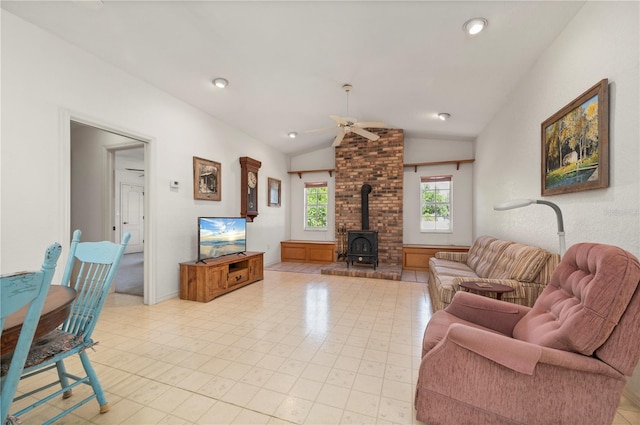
[193,156,221,201]
[268,177,281,207]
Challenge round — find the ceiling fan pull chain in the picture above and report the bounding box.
[346,89,349,116]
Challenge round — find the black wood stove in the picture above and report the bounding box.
[347,184,379,270]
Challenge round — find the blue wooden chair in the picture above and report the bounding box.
[1,243,62,425]
[9,230,130,424]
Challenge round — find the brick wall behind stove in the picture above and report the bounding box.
[335,128,404,266]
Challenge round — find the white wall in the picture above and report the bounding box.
[473,1,640,398]
[288,138,475,245]
[290,147,335,171]
[288,147,336,240]
[289,172,336,241]
[1,12,289,303]
[403,138,474,246]
[475,1,639,255]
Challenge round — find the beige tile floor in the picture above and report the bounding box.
[10,269,640,424]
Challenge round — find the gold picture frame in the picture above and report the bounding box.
[268,177,281,207]
[541,79,609,196]
[193,156,221,201]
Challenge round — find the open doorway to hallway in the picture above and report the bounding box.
[70,121,146,297]
[113,148,145,296]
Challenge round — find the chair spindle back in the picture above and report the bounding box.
[60,230,131,341]
[1,243,61,424]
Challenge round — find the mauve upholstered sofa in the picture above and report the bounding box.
[428,235,560,311]
[416,242,640,425]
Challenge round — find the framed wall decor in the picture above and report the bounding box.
[268,177,281,207]
[193,156,221,201]
[541,79,609,196]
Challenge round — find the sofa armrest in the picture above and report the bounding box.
[443,323,620,379]
[435,251,468,262]
[444,291,530,335]
[444,323,541,374]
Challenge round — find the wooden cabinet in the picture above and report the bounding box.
[248,255,263,281]
[402,245,469,271]
[180,252,264,302]
[280,241,336,263]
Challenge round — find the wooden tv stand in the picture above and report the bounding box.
[179,252,264,302]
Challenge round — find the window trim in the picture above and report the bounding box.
[420,175,453,233]
[304,182,328,231]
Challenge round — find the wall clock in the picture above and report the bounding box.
[239,156,262,222]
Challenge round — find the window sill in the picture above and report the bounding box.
[420,230,453,234]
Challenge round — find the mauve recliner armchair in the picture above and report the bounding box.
[415,242,640,425]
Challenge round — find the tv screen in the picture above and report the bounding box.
[198,217,247,261]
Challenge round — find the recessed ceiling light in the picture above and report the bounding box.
[438,113,451,121]
[212,78,228,88]
[288,132,298,139]
[463,18,488,36]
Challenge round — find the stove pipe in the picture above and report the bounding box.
[361,184,372,230]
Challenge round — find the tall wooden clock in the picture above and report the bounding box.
[239,156,262,222]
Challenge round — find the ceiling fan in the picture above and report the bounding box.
[307,84,387,147]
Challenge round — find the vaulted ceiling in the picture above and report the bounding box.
[2,1,585,155]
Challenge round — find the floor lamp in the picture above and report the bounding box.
[494,199,566,257]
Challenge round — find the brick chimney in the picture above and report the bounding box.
[334,129,404,266]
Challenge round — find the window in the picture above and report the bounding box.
[421,175,452,232]
[305,182,328,230]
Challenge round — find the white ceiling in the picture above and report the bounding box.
[2,1,585,155]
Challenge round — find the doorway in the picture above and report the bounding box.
[113,148,145,296]
[70,121,146,297]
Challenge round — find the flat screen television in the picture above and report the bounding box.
[198,217,247,261]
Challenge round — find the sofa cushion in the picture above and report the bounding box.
[466,236,511,278]
[430,258,478,279]
[513,243,640,356]
[488,243,550,282]
[429,258,480,308]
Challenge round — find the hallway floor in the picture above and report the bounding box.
[114,252,144,296]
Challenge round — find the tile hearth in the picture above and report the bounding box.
[320,262,402,281]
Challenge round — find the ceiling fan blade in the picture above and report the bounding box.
[330,115,348,125]
[332,130,346,147]
[355,121,386,128]
[352,127,380,141]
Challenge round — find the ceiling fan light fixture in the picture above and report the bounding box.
[212,78,228,88]
[438,113,451,121]
[288,132,297,139]
[463,18,488,36]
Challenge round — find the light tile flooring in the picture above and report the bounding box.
[10,269,640,424]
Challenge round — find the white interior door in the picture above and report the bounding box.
[121,182,144,253]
